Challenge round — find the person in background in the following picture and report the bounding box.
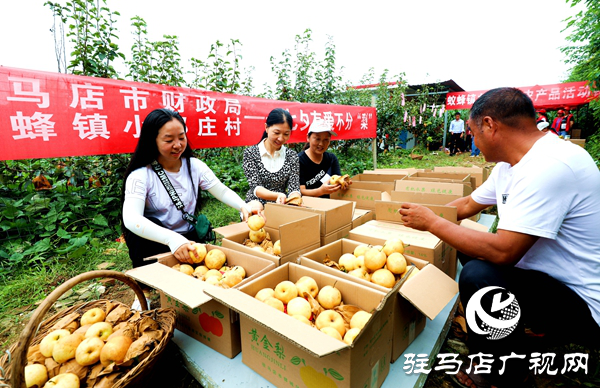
[122,109,255,308]
[464,120,472,153]
[399,87,600,387]
[563,107,575,137]
[551,109,567,137]
[537,120,556,135]
[448,112,465,156]
[536,108,548,125]
[298,118,347,198]
[243,108,301,205]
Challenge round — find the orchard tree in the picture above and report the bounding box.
[45,0,124,78]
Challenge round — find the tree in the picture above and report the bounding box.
[45,0,125,78]
[562,0,600,90]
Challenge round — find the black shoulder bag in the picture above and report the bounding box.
[151,160,215,243]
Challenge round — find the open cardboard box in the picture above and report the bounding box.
[214,203,321,266]
[394,178,473,198]
[125,245,276,358]
[390,187,480,222]
[374,200,458,225]
[352,172,408,182]
[204,262,396,388]
[269,196,353,236]
[299,238,458,362]
[330,187,392,210]
[352,207,374,229]
[433,166,489,188]
[349,220,457,279]
[406,171,476,192]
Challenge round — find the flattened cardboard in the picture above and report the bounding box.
[374,200,458,224]
[330,187,392,210]
[433,166,489,188]
[204,263,396,388]
[394,179,472,197]
[298,239,458,362]
[270,196,353,235]
[126,245,276,358]
[349,220,457,279]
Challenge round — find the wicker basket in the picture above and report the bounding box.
[0,270,176,388]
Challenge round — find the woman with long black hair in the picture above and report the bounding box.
[121,108,252,269]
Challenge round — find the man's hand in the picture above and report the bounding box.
[398,202,438,231]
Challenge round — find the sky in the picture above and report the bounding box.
[0,0,585,93]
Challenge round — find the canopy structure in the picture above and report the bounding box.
[445,81,600,111]
[0,66,377,161]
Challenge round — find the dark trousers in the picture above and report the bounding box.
[449,133,463,155]
[124,217,197,269]
[458,254,600,386]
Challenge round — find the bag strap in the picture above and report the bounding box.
[150,160,196,224]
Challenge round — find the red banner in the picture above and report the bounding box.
[445,81,600,111]
[0,67,376,161]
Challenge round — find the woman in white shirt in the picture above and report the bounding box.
[242,108,301,205]
[122,108,252,269]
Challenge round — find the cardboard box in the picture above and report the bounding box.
[394,179,473,197]
[349,220,457,279]
[374,200,458,224]
[205,263,396,388]
[321,223,352,246]
[433,166,489,188]
[567,138,586,148]
[350,180,396,193]
[299,239,458,362]
[406,171,476,192]
[571,129,581,139]
[271,196,353,236]
[352,172,408,182]
[214,203,321,266]
[331,188,391,210]
[390,191,480,222]
[367,168,432,174]
[352,208,374,229]
[126,245,276,358]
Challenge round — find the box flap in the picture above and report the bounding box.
[390,191,462,205]
[375,200,458,224]
[214,222,250,238]
[399,264,458,319]
[350,220,441,249]
[460,219,491,232]
[394,179,472,197]
[126,262,213,308]
[204,287,348,357]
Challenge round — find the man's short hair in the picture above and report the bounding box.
[469,87,536,128]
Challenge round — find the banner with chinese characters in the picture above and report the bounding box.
[444,81,600,111]
[0,67,377,161]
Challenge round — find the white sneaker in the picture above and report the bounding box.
[131,297,152,311]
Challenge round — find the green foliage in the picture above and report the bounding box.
[126,16,185,86]
[0,155,128,278]
[45,0,125,78]
[188,39,253,94]
[562,0,600,90]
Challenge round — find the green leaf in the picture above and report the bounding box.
[92,214,108,226]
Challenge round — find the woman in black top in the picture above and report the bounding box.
[298,119,344,198]
[243,108,301,205]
